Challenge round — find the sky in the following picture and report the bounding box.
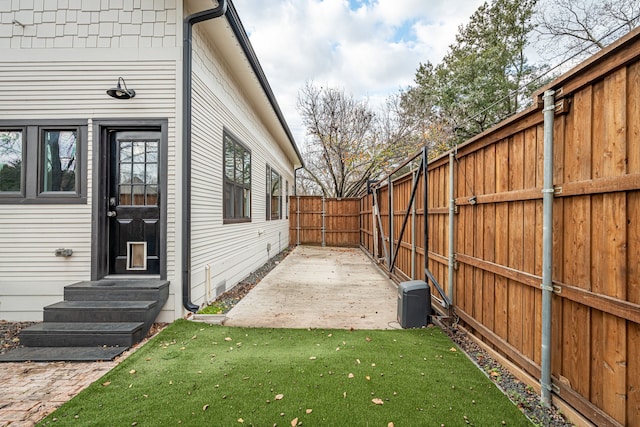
[232,0,485,148]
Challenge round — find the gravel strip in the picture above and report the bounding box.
[444,325,573,427]
[200,248,291,313]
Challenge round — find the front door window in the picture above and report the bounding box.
[118,140,158,206]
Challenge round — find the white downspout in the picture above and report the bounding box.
[541,89,555,406]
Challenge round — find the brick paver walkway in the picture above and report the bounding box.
[0,324,167,427]
[0,360,116,426]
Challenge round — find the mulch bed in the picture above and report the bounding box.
[0,320,38,355]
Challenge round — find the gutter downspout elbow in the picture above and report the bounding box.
[293,165,304,196]
[182,0,228,313]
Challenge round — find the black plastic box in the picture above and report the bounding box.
[397,280,431,328]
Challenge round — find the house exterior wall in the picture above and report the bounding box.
[0,1,298,321]
[0,1,180,321]
[188,26,294,307]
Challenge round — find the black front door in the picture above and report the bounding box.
[108,130,161,275]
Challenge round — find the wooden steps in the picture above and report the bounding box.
[0,279,169,362]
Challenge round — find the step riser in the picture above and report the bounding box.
[21,331,143,347]
[64,289,165,302]
[43,309,151,323]
[63,281,169,304]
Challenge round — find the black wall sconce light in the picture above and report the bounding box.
[106,77,136,99]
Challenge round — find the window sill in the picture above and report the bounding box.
[223,218,252,225]
[0,196,87,204]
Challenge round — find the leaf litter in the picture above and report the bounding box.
[37,319,545,426]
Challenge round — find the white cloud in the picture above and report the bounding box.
[233,0,484,145]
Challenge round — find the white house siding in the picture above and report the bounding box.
[0,0,181,321]
[0,60,178,321]
[189,26,295,307]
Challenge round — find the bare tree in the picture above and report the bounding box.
[297,82,376,197]
[297,82,425,197]
[376,91,429,167]
[535,0,640,63]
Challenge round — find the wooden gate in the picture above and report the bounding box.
[289,196,360,247]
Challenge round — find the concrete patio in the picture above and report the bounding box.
[223,245,399,329]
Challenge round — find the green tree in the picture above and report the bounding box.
[407,0,540,148]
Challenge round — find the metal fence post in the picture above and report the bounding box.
[448,152,455,306]
[296,195,300,246]
[412,170,417,279]
[388,177,393,270]
[321,196,326,247]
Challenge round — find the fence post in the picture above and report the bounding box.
[372,194,378,258]
[448,152,455,306]
[359,197,362,249]
[388,176,393,270]
[422,147,428,280]
[541,89,556,407]
[412,170,417,279]
[296,196,300,246]
[321,196,326,247]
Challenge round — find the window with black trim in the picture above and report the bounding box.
[285,180,289,219]
[0,120,87,203]
[266,165,281,220]
[0,129,22,194]
[41,129,77,193]
[223,132,251,222]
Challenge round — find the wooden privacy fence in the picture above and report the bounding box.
[358,29,640,426]
[289,196,360,247]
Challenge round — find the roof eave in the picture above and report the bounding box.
[223,2,303,168]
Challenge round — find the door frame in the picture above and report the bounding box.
[91,119,168,280]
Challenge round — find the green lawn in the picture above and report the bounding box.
[38,320,531,426]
